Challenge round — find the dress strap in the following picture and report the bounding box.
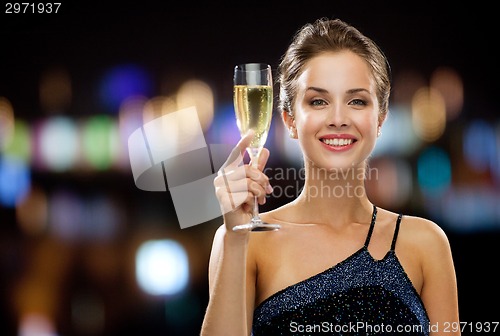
[390,214,403,251]
[363,205,377,247]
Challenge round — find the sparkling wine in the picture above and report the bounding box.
[231,63,280,232]
[234,84,273,149]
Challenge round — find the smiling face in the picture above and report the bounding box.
[284,50,381,171]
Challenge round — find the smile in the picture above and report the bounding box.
[321,138,354,147]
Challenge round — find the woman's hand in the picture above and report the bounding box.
[214,130,273,231]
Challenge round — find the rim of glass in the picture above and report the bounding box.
[234,63,271,71]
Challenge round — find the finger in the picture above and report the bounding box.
[219,130,255,172]
[215,177,249,194]
[247,179,268,200]
[218,164,246,181]
[218,191,248,213]
[236,129,256,155]
[246,166,272,191]
[219,190,256,214]
[249,149,273,194]
[217,166,272,204]
[216,174,268,199]
[249,147,270,169]
[257,147,270,171]
[221,164,267,183]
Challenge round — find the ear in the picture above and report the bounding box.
[377,112,387,137]
[282,110,297,139]
[378,110,388,128]
[282,110,295,129]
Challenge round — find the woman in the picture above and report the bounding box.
[201,18,460,335]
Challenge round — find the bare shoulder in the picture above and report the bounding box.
[399,215,459,321]
[400,215,450,242]
[399,214,453,258]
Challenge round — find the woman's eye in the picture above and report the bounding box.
[310,99,327,106]
[349,99,367,106]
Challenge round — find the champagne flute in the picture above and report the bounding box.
[232,63,280,232]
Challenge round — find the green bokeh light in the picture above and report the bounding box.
[81,115,119,170]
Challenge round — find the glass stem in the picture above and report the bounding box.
[252,196,260,222]
[249,147,262,224]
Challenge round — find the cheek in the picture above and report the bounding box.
[295,111,322,135]
[356,114,378,136]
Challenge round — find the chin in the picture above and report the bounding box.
[308,158,365,173]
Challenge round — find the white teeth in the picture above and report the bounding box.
[322,138,353,146]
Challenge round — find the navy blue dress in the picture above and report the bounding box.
[252,206,429,335]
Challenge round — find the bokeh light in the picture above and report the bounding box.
[0,96,15,150]
[463,119,496,174]
[0,155,31,207]
[48,188,84,242]
[99,64,153,113]
[81,114,120,171]
[81,194,124,242]
[430,67,463,121]
[136,239,189,296]
[118,96,148,171]
[411,87,447,142]
[36,116,79,172]
[366,157,413,209]
[417,146,452,198]
[427,186,500,233]
[176,79,215,131]
[16,185,48,236]
[143,96,169,124]
[494,122,500,184]
[2,119,32,163]
[207,102,241,147]
[372,105,421,157]
[18,313,58,336]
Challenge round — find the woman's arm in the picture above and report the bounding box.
[419,219,461,335]
[200,225,254,335]
[201,131,272,335]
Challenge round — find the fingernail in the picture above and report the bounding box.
[266,184,273,193]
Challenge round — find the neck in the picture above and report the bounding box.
[293,161,374,225]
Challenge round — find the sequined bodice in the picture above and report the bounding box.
[251,207,430,335]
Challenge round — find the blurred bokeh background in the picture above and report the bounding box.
[1,1,498,335]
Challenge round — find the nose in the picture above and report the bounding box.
[326,103,349,128]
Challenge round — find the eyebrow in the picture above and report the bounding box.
[347,88,371,95]
[306,86,329,93]
[306,87,371,94]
